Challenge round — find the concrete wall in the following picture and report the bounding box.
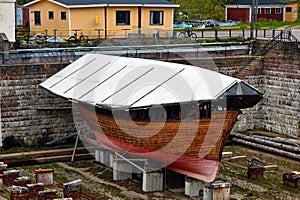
[0,0,16,42]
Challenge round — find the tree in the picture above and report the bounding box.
[17,0,32,5]
[171,0,233,21]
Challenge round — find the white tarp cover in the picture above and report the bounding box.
[46,36,67,43]
[40,54,245,108]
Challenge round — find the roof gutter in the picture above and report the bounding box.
[35,1,179,8]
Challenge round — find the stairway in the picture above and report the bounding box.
[234,30,300,80]
[254,29,300,56]
[16,25,28,41]
[234,56,263,80]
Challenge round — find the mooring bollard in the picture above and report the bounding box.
[283,171,300,188]
[35,169,54,186]
[27,183,45,199]
[203,181,231,200]
[10,185,29,200]
[38,190,57,200]
[14,176,31,187]
[247,166,265,178]
[3,170,20,185]
[0,174,3,191]
[0,162,7,174]
[63,179,82,200]
[247,157,265,178]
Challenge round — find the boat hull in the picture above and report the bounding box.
[76,103,238,182]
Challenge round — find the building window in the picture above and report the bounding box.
[49,11,54,20]
[150,11,164,25]
[61,12,66,20]
[265,7,271,14]
[34,11,41,26]
[286,7,292,12]
[257,7,261,14]
[116,11,130,25]
[275,8,281,14]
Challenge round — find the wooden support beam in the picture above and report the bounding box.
[232,138,300,161]
[222,152,233,158]
[229,155,247,161]
[263,165,278,171]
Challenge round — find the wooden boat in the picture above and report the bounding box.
[40,54,263,182]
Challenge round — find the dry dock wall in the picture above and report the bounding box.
[0,43,299,146]
[0,63,76,147]
[260,44,300,136]
[215,43,300,137]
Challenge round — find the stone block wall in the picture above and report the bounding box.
[0,42,299,148]
[215,43,300,137]
[0,63,77,147]
[259,44,300,137]
[214,56,266,132]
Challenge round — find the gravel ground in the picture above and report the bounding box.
[1,143,300,200]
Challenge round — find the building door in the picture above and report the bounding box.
[16,7,23,26]
[34,11,41,26]
[227,8,249,22]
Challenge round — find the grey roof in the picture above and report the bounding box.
[226,0,289,5]
[54,0,177,6]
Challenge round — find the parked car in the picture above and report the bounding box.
[189,21,205,28]
[173,21,192,29]
[201,19,219,27]
[218,20,239,27]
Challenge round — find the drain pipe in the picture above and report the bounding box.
[297,120,300,137]
[0,89,2,150]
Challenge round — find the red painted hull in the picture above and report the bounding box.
[77,103,238,182]
[86,130,220,182]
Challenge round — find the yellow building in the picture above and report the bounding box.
[285,2,298,22]
[24,0,179,39]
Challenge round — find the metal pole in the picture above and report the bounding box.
[255,0,259,22]
[250,0,255,40]
[0,91,2,150]
[0,80,2,150]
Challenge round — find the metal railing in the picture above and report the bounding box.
[255,29,300,56]
[0,41,250,64]
[22,28,288,41]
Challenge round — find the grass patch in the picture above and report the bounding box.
[196,36,248,43]
[238,20,300,29]
[222,144,300,199]
[68,160,93,169]
[0,142,84,154]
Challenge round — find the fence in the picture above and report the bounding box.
[29,28,175,41]
[26,28,286,41]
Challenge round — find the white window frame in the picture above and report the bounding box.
[265,7,271,14]
[257,7,261,14]
[150,11,164,25]
[275,7,281,14]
